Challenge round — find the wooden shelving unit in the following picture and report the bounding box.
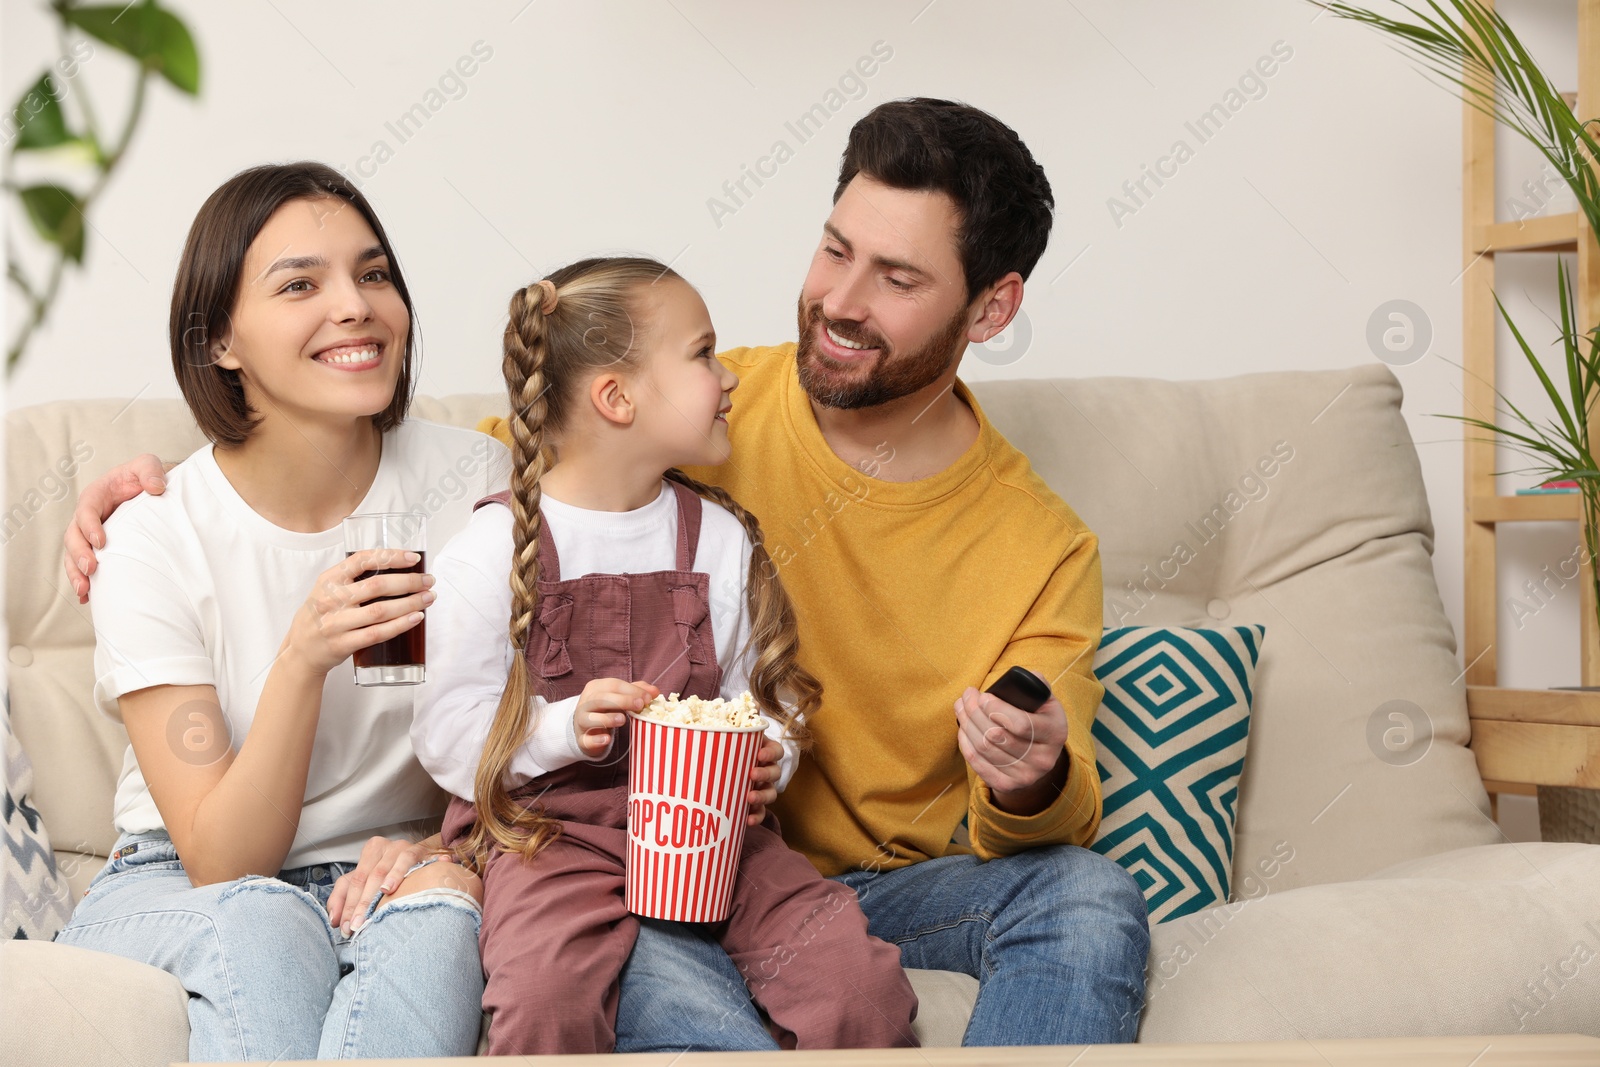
[1468,686,1600,788]
[1469,492,1583,523]
[1462,0,1600,813]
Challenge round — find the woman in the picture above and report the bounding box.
[53,162,503,1061]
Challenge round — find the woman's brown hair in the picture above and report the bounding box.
[457,257,822,870]
[169,162,419,446]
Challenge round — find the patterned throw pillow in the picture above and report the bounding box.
[2,694,73,939]
[1090,625,1264,924]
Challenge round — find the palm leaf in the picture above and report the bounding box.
[1316,0,1600,238]
[1494,290,1580,446]
[1326,0,1600,505]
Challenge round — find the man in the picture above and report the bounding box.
[66,98,1149,1046]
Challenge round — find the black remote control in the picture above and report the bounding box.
[984,666,1051,712]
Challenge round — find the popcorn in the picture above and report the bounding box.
[637,691,764,729]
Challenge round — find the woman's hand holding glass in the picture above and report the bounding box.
[280,550,434,678]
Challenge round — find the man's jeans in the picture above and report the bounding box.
[615,844,1150,1049]
[55,830,485,1062]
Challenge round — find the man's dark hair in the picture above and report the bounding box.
[834,98,1054,302]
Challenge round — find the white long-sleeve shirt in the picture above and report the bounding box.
[413,481,801,801]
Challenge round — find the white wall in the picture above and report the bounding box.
[2,1,1583,831]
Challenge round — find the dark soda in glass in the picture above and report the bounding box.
[347,552,426,685]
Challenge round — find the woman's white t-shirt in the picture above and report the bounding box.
[91,420,509,868]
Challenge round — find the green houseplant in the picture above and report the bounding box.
[5,0,200,374]
[1319,0,1600,839]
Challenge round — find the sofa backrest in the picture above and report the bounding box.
[4,367,1497,892]
[972,364,1498,890]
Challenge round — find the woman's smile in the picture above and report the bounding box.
[312,337,384,371]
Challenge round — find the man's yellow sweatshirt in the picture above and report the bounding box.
[483,343,1104,876]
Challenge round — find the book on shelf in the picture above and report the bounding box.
[1514,480,1580,495]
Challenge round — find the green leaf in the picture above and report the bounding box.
[11,73,74,151]
[60,4,146,59]
[63,1,201,95]
[1325,0,1600,258]
[18,184,86,263]
[147,6,199,94]
[1493,290,1580,447]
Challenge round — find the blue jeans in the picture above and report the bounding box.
[54,830,485,1062]
[614,844,1150,1049]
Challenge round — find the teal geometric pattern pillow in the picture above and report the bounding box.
[1090,625,1264,924]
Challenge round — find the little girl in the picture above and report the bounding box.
[413,257,918,1055]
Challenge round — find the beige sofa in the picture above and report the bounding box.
[4,364,1598,1064]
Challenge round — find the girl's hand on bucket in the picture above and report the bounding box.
[746,737,783,825]
[575,678,660,757]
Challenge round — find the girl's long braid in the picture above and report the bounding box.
[664,468,820,744]
[457,283,564,870]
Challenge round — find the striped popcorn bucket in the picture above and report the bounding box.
[625,711,766,922]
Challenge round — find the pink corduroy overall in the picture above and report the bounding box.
[442,481,918,1055]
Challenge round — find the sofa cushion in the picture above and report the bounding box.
[1091,625,1262,923]
[5,400,209,865]
[1137,842,1600,1040]
[905,968,979,1046]
[2,693,73,940]
[0,940,189,1066]
[55,849,101,901]
[974,365,1501,891]
[0,949,977,1063]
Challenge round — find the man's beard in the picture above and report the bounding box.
[794,296,969,410]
